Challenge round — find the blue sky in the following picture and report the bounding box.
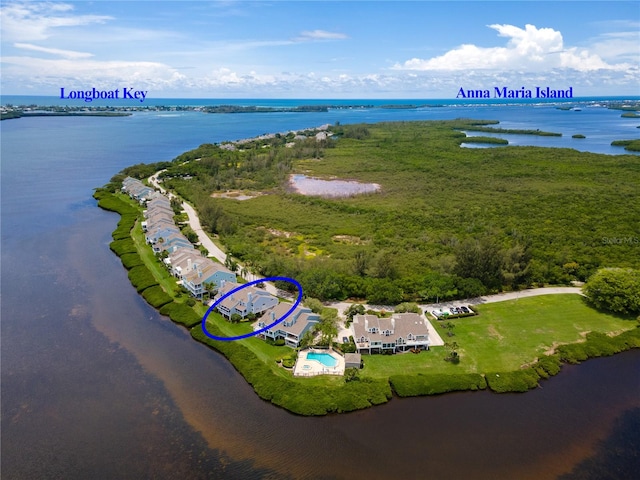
[1,1,638,98]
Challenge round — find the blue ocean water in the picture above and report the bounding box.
[2,99,640,478]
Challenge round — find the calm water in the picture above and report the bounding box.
[2,102,639,479]
[290,174,380,197]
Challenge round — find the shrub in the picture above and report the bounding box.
[274,338,285,346]
[344,368,360,382]
[532,354,562,378]
[394,302,421,314]
[110,239,137,256]
[485,369,540,393]
[127,265,159,292]
[141,285,173,308]
[159,302,202,328]
[120,252,144,270]
[556,329,640,364]
[390,373,486,397]
[583,268,640,315]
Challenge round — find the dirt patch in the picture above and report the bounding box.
[332,235,369,245]
[210,190,262,201]
[487,324,504,340]
[260,227,296,238]
[542,331,590,355]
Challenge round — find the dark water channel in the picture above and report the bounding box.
[2,114,639,479]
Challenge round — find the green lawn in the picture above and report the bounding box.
[362,294,636,378]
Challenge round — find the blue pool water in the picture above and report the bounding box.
[306,352,338,367]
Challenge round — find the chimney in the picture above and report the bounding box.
[187,258,192,271]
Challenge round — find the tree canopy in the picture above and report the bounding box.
[583,268,640,315]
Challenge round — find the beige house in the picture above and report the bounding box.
[352,313,430,354]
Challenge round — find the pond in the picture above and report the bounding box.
[289,174,380,197]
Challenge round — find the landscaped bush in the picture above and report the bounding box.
[141,285,173,308]
[556,329,640,364]
[532,354,562,378]
[390,373,487,397]
[109,238,137,256]
[274,338,285,346]
[127,265,159,292]
[282,357,296,368]
[340,342,356,353]
[119,252,144,269]
[485,369,540,393]
[159,302,202,328]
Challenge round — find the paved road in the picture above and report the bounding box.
[149,172,280,297]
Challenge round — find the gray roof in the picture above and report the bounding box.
[352,313,429,345]
[344,353,361,365]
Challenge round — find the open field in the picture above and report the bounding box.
[361,294,637,378]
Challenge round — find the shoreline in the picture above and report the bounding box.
[94,187,640,415]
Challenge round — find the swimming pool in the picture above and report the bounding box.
[306,351,338,367]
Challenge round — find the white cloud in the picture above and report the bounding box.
[294,30,348,42]
[0,2,113,42]
[14,42,93,59]
[0,56,186,90]
[393,24,628,72]
[588,31,640,63]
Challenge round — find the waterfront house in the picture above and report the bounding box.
[352,313,430,354]
[254,303,320,348]
[122,177,154,203]
[215,281,278,319]
[145,225,180,244]
[181,258,236,299]
[156,232,192,253]
[165,248,202,278]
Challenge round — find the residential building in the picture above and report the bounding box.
[254,303,320,348]
[215,281,278,319]
[352,313,430,354]
[121,176,155,203]
[181,259,236,299]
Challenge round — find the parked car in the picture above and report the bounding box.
[460,306,470,313]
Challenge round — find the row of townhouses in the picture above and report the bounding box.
[122,177,236,299]
[121,177,319,347]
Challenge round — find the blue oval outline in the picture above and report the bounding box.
[201,276,303,341]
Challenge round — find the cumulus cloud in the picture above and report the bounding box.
[394,24,627,72]
[0,2,113,42]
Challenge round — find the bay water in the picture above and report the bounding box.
[2,100,639,479]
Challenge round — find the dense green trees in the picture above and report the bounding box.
[583,268,640,315]
[138,119,639,305]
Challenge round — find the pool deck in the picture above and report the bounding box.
[293,348,345,377]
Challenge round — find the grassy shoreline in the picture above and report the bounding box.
[94,181,640,414]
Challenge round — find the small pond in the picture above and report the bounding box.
[289,174,380,197]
